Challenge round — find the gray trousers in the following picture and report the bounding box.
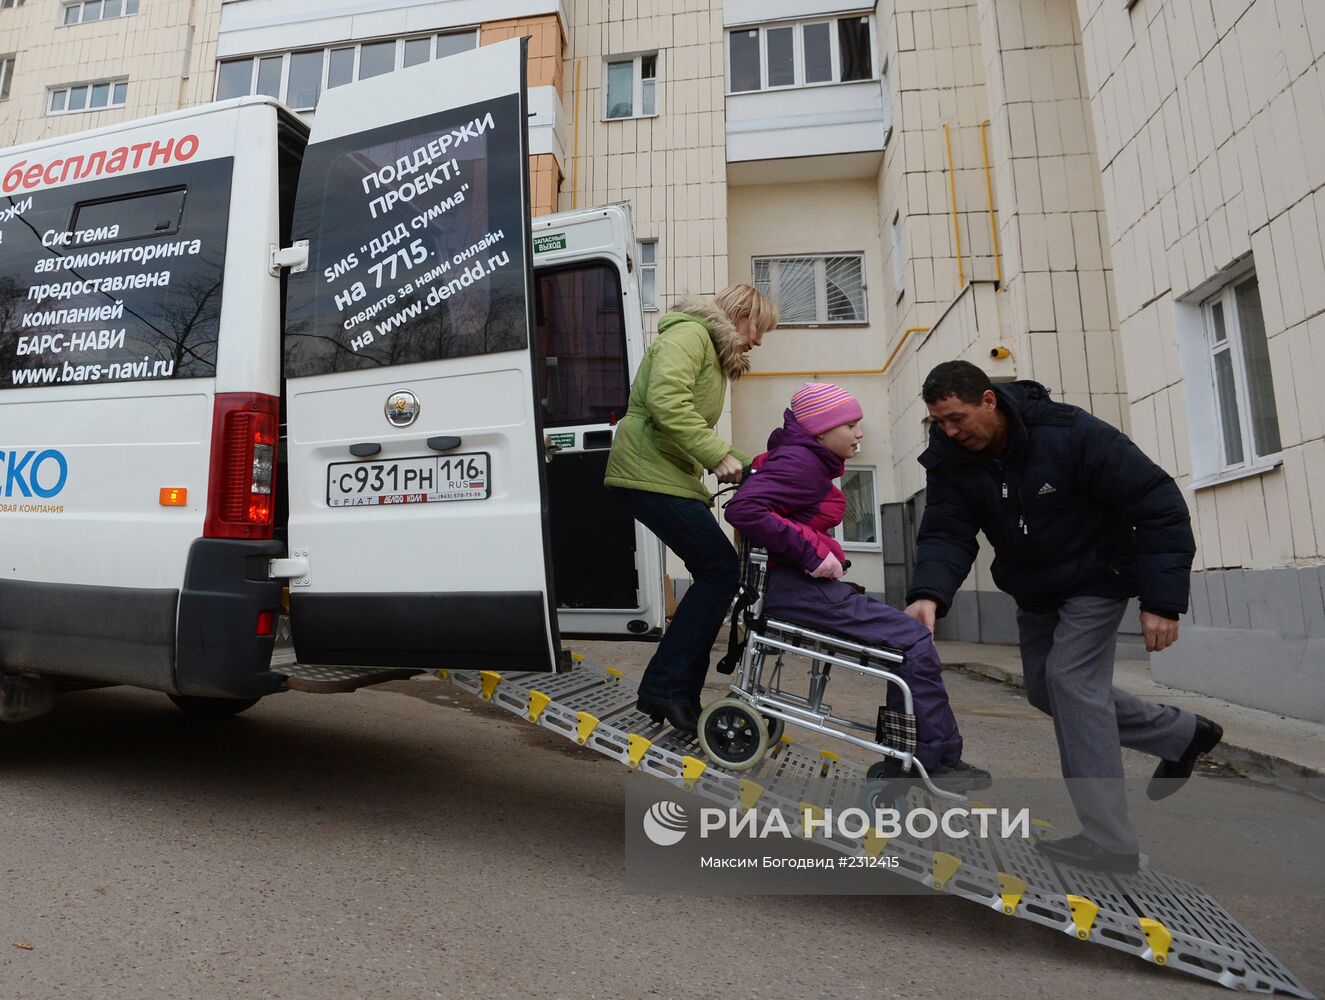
[1017,596,1197,854]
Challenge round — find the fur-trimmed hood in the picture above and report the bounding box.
[661,297,751,381]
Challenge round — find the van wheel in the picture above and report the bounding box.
[167,695,260,720]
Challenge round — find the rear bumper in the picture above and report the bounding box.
[175,538,286,698]
[291,591,557,672]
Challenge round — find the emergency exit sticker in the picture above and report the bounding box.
[547,432,575,449]
[533,232,567,254]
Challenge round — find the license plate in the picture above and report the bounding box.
[326,453,490,507]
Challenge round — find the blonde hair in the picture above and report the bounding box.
[715,283,779,334]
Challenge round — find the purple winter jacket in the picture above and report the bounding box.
[724,409,847,574]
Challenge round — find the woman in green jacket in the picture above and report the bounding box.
[605,283,779,734]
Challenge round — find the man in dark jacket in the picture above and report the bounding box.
[904,360,1223,873]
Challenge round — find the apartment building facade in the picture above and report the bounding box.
[0,0,219,142]
[0,0,1320,720]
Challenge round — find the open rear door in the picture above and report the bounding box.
[283,38,561,671]
[531,206,666,638]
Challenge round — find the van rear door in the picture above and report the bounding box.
[531,206,666,638]
[283,38,561,671]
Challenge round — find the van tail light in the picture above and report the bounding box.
[205,393,279,539]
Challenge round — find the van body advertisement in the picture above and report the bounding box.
[0,157,233,390]
[283,93,528,376]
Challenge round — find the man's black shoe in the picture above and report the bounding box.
[1147,715,1223,801]
[949,760,993,789]
[928,760,993,793]
[1036,833,1140,874]
[636,697,699,736]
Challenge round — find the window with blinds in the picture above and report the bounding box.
[752,253,867,325]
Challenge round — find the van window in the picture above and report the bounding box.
[70,186,186,246]
[534,261,629,427]
[0,157,232,389]
[283,96,528,377]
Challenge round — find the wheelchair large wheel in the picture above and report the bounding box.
[698,698,769,771]
[762,714,786,745]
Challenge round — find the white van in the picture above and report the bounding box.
[0,39,663,718]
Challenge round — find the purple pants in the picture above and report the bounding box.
[763,567,963,769]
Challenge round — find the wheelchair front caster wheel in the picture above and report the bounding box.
[762,714,786,745]
[698,698,769,771]
[859,778,905,813]
[866,758,906,783]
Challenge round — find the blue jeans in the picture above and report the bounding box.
[615,487,740,708]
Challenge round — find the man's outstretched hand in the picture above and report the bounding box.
[905,598,938,634]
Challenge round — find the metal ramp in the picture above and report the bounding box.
[435,657,1314,998]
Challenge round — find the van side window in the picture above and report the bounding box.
[70,187,186,246]
[0,157,232,389]
[534,261,629,427]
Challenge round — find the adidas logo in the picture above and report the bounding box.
[1037,482,1057,496]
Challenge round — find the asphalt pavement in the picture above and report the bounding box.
[0,641,1319,999]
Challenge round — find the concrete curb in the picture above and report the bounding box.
[950,658,1325,803]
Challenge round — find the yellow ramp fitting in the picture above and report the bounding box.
[575,712,600,745]
[818,750,839,777]
[863,829,890,859]
[800,803,825,839]
[997,873,1027,915]
[739,779,764,812]
[527,690,552,723]
[571,651,585,663]
[478,670,502,701]
[605,667,621,679]
[626,734,652,768]
[1067,894,1099,940]
[931,852,961,891]
[681,756,707,790]
[1138,917,1172,965]
[435,669,449,680]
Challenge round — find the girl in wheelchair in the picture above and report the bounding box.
[724,382,992,793]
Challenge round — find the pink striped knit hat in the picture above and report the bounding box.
[790,382,863,436]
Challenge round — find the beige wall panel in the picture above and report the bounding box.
[1076,0,1325,567]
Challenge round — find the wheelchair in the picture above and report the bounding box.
[698,541,965,803]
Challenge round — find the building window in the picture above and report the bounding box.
[752,253,867,325]
[727,15,876,94]
[832,467,880,550]
[216,31,478,111]
[1,0,24,9]
[48,79,127,114]
[890,213,905,300]
[638,240,659,310]
[604,53,657,120]
[0,56,13,101]
[1201,273,1281,471]
[62,0,137,25]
